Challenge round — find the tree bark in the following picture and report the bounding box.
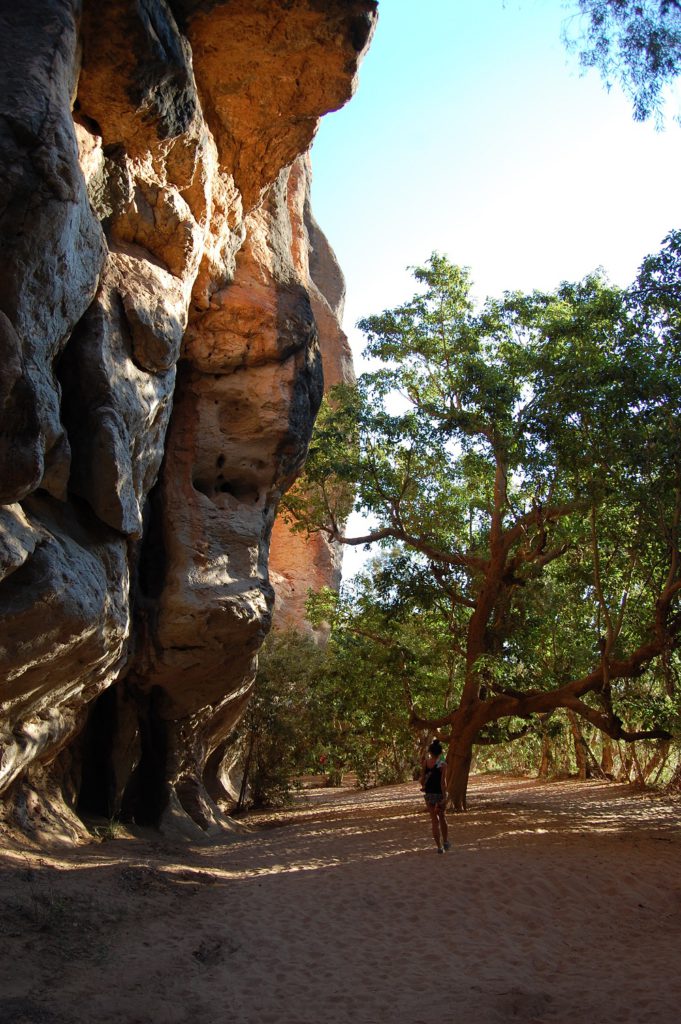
[646,741,671,785]
[631,743,646,787]
[601,734,614,777]
[447,747,472,812]
[567,710,589,780]
[618,742,634,782]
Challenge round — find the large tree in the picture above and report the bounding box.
[283,232,681,809]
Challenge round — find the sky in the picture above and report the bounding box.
[308,0,681,577]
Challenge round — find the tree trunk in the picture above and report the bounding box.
[567,710,590,780]
[665,759,681,793]
[647,741,671,785]
[236,730,255,812]
[601,734,614,777]
[538,730,552,779]
[618,741,634,782]
[631,743,645,786]
[446,746,473,812]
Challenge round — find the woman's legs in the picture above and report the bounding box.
[437,804,449,848]
[427,804,442,849]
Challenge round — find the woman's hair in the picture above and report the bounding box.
[428,739,442,756]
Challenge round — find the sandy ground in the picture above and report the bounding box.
[1,774,680,1024]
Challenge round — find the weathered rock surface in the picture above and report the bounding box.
[0,0,376,840]
[268,157,354,631]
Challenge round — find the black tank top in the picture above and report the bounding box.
[424,760,443,795]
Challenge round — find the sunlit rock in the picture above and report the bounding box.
[0,0,376,839]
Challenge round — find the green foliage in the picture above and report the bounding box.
[563,0,681,124]
[92,819,125,841]
[474,724,548,776]
[307,574,429,785]
[241,631,325,807]
[241,619,422,807]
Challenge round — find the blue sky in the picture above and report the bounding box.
[311,0,681,339]
[308,0,681,576]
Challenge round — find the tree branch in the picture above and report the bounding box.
[409,706,455,731]
[324,522,487,572]
[475,724,531,745]
[503,500,586,552]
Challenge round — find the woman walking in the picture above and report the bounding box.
[420,739,450,853]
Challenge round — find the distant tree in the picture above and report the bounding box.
[240,612,426,804]
[564,0,681,123]
[238,630,324,807]
[307,558,467,785]
[283,234,681,810]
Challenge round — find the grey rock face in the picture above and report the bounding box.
[0,1,107,503]
[58,256,176,537]
[0,495,130,793]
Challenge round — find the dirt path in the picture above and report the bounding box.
[1,775,680,1024]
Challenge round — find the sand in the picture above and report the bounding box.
[1,774,680,1024]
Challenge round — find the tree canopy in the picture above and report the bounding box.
[282,231,681,809]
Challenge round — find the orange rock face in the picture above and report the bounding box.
[268,158,354,632]
[0,0,376,839]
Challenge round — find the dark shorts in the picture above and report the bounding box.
[424,793,445,808]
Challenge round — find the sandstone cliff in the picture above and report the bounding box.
[0,0,376,842]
